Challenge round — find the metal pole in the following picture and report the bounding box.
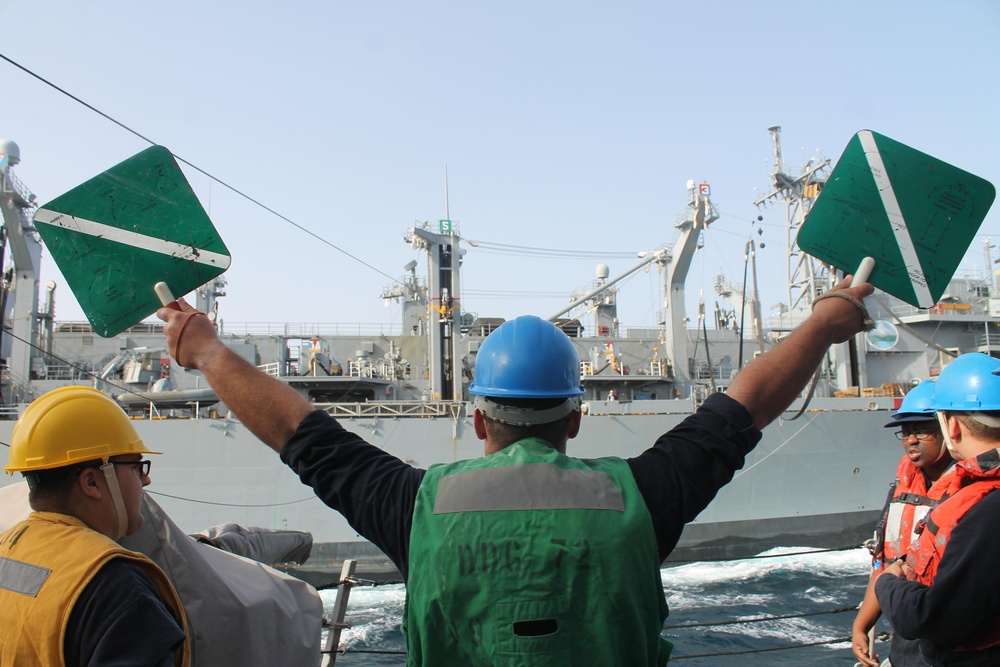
[321,559,357,667]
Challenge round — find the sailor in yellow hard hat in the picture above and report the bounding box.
[0,386,190,666]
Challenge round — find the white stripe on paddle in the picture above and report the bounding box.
[858,130,933,308]
[33,208,231,269]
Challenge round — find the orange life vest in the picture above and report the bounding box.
[906,452,1000,652]
[873,457,953,565]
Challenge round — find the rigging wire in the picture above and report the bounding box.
[0,52,657,293]
[147,490,315,508]
[467,240,638,259]
[0,52,398,285]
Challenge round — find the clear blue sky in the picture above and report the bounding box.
[1,1,998,331]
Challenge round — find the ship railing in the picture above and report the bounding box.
[41,361,88,380]
[347,360,400,380]
[1,167,35,208]
[763,311,812,331]
[54,320,166,334]
[977,332,1000,350]
[315,400,465,419]
[218,322,405,337]
[887,301,993,319]
[689,364,735,381]
[258,362,281,378]
[648,360,668,376]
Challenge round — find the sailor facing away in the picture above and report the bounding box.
[0,386,190,667]
[158,275,872,666]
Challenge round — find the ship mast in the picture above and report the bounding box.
[407,222,463,401]
[0,140,43,405]
[753,126,862,393]
[753,125,831,313]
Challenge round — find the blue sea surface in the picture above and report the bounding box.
[321,547,883,665]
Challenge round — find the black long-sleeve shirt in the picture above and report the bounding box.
[875,491,1000,666]
[64,559,186,666]
[281,392,761,579]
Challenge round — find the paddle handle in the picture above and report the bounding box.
[851,256,875,287]
[155,282,181,311]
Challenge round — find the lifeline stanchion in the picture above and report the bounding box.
[320,559,357,667]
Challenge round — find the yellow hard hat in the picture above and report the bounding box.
[4,386,161,474]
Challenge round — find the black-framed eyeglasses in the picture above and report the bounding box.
[894,430,938,441]
[111,460,152,476]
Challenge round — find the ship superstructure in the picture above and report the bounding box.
[2,134,997,575]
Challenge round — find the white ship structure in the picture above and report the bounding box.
[2,127,998,575]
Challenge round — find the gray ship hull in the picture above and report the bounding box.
[1,395,900,577]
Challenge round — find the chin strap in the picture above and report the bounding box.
[931,435,951,465]
[937,412,960,460]
[99,461,129,539]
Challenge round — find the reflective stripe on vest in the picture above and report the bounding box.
[875,459,953,564]
[0,556,51,597]
[434,464,625,513]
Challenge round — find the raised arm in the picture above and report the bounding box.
[157,299,313,451]
[726,276,874,429]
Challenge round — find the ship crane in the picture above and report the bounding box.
[548,180,718,398]
[547,250,667,324]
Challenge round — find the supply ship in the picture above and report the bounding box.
[2,127,997,576]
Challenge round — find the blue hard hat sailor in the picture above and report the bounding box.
[932,353,1000,427]
[884,379,937,428]
[469,315,584,427]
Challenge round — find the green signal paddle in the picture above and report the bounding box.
[798,130,995,308]
[32,145,230,337]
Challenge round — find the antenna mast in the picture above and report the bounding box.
[753,125,832,313]
[444,164,450,221]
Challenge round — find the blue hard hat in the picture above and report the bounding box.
[469,315,585,399]
[931,353,1000,412]
[884,379,937,428]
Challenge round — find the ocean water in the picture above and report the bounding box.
[321,546,884,665]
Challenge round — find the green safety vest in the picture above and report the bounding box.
[404,438,671,666]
